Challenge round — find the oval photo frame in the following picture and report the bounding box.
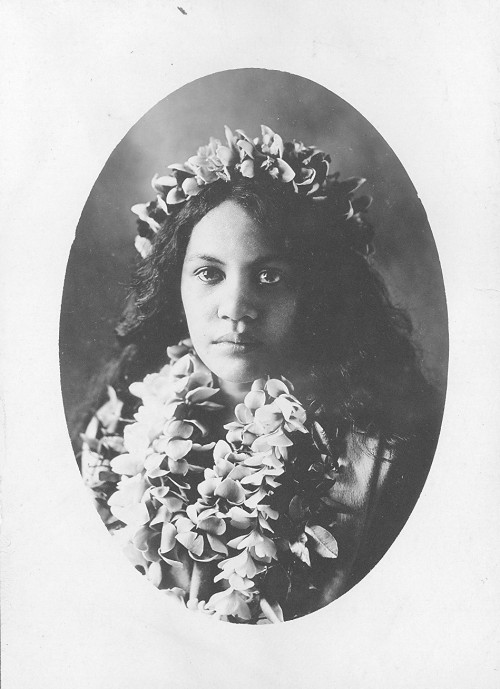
[60,68,448,624]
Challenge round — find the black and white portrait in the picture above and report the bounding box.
[2,2,498,687]
[60,70,447,623]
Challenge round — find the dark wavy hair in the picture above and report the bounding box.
[75,176,441,588]
[108,177,435,440]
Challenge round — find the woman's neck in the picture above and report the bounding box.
[216,378,252,417]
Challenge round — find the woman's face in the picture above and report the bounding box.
[180,200,298,386]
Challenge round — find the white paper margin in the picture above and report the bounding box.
[2,1,499,687]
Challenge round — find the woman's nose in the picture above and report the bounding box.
[217,278,258,322]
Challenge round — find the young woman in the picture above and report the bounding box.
[78,126,442,623]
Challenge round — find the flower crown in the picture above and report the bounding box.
[131,124,374,258]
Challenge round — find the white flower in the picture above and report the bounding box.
[108,474,149,528]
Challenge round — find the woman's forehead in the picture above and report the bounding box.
[184,200,288,264]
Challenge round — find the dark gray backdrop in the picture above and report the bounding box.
[60,69,448,433]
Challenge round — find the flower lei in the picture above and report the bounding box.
[131,124,374,259]
[84,340,341,624]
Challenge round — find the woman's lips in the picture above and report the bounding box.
[212,334,262,353]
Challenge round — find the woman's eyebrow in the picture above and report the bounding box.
[184,253,289,266]
[184,254,224,265]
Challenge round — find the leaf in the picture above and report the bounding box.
[288,495,307,523]
[305,525,338,559]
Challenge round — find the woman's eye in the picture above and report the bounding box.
[258,269,282,285]
[195,267,223,284]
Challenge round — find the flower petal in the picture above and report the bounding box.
[178,533,203,556]
[134,235,153,258]
[213,439,232,462]
[206,588,252,620]
[227,506,255,530]
[198,477,219,498]
[182,176,202,197]
[110,453,144,476]
[167,457,189,476]
[251,378,266,391]
[166,186,186,206]
[260,598,284,623]
[168,162,194,174]
[215,455,235,479]
[151,173,177,191]
[254,405,283,433]
[130,204,161,232]
[239,159,255,178]
[228,573,254,591]
[207,533,228,555]
[146,561,163,587]
[197,515,226,535]
[235,403,254,424]
[270,133,284,158]
[160,522,177,553]
[166,437,193,460]
[243,389,266,411]
[265,379,290,397]
[214,477,245,505]
[185,386,219,403]
[226,427,243,445]
[227,465,252,481]
[237,139,256,158]
[163,419,193,439]
[216,144,238,167]
[263,430,293,447]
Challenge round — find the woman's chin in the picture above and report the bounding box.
[192,340,289,387]
[207,354,273,386]
[213,365,265,386]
